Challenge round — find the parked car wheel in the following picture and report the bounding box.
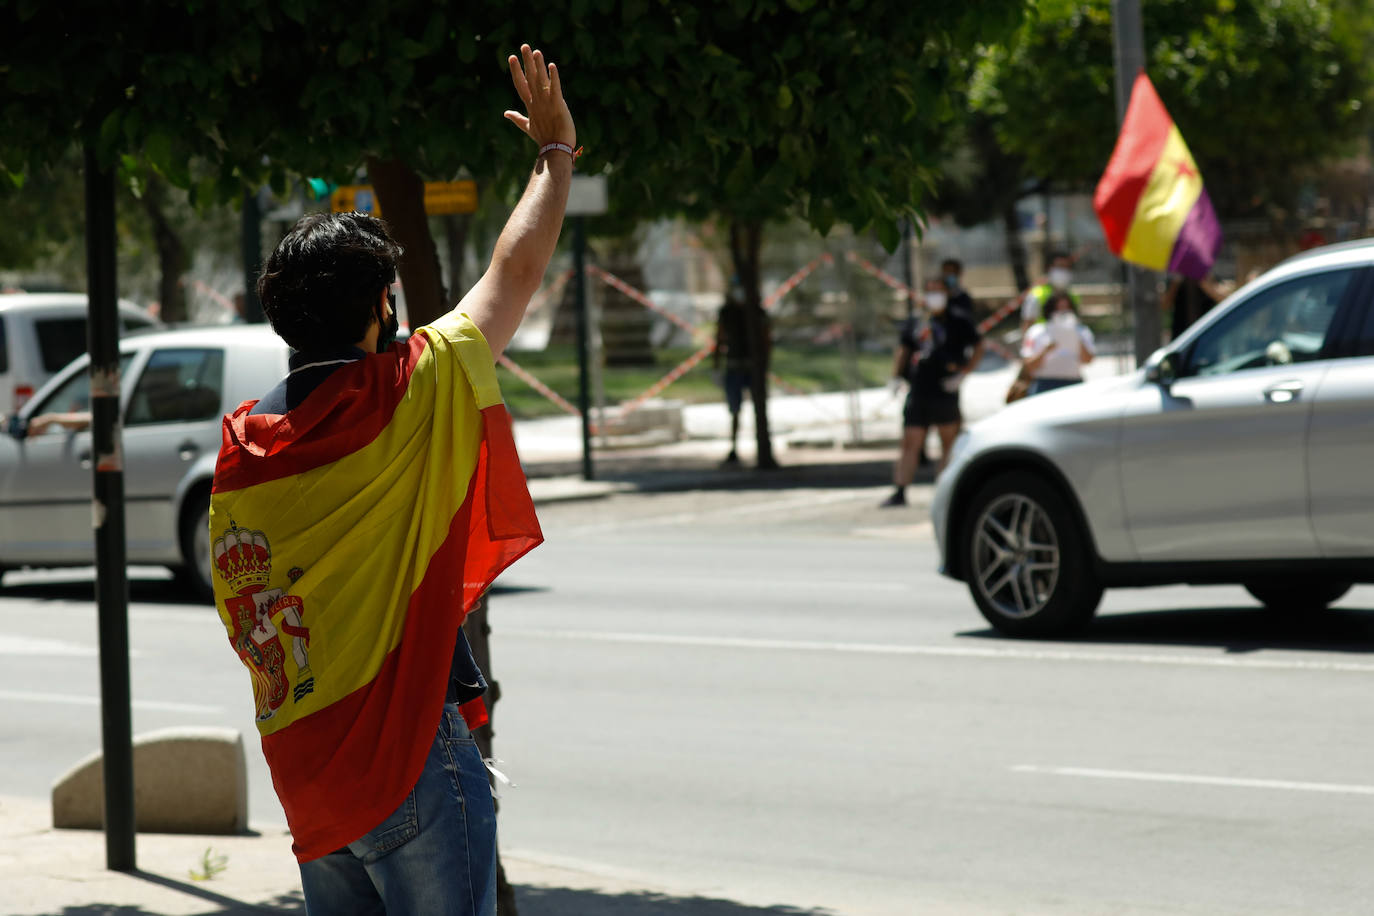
[965,471,1103,637]
[175,487,214,604]
[1244,579,1352,613]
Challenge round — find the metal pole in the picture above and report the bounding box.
[1111,0,1161,366]
[241,190,265,322]
[573,218,594,481]
[84,144,136,872]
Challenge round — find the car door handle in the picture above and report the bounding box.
[77,449,92,469]
[177,440,200,461]
[1263,380,1304,404]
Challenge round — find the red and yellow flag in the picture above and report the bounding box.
[209,313,542,862]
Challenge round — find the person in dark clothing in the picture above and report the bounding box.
[713,281,770,467]
[881,276,985,507]
[1162,274,1230,341]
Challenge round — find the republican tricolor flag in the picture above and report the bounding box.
[210,313,542,862]
[1094,72,1222,279]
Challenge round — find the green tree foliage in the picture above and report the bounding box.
[971,0,1371,216]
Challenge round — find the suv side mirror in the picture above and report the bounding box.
[1145,351,1180,387]
[6,414,28,440]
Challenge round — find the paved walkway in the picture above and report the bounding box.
[2,793,831,915]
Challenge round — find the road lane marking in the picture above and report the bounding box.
[564,489,881,534]
[538,575,908,593]
[1012,765,1374,796]
[0,689,223,715]
[501,628,1374,673]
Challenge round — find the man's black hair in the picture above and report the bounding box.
[257,212,404,353]
[940,258,963,274]
[1048,250,1072,265]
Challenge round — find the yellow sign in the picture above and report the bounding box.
[330,181,477,217]
[423,181,478,215]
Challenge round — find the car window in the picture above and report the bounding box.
[1186,269,1354,377]
[27,353,137,432]
[121,313,155,333]
[0,316,8,373]
[35,317,89,373]
[126,348,225,426]
[1350,282,1374,357]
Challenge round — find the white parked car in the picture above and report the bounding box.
[0,325,288,599]
[0,293,159,419]
[931,241,1374,636]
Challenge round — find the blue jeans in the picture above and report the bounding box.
[298,703,498,915]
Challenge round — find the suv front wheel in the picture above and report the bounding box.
[964,471,1103,637]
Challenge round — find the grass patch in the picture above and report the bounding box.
[498,344,894,419]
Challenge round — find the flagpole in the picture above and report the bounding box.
[1111,0,1163,366]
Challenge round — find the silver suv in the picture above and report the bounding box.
[931,241,1374,636]
[0,293,158,419]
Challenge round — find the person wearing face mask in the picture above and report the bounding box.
[1020,290,1095,395]
[940,257,976,322]
[1019,251,1082,338]
[213,44,572,914]
[881,276,985,506]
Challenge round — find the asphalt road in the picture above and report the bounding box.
[5,477,1374,915]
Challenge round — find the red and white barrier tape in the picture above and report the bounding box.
[496,354,581,418]
[976,295,1023,334]
[762,254,832,310]
[588,265,699,335]
[845,252,917,300]
[618,342,717,419]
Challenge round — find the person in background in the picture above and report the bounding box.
[1019,251,1081,338]
[1161,274,1231,341]
[881,276,984,506]
[1020,290,1094,395]
[713,278,770,467]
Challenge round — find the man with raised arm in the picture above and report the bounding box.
[209,44,573,915]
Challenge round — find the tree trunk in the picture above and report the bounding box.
[442,213,471,301]
[139,174,187,323]
[729,219,777,469]
[366,157,447,327]
[370,161,514,912]
[1001,198,1030,292]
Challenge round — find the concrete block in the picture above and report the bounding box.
[51,726,248,834]
[599,398,684,440]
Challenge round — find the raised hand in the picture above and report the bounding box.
[504,44,576,151]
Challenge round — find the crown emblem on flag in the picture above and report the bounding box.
[214,521,273,595]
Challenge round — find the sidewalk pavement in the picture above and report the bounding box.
[519,353,1136,494]
[1,794,833,915]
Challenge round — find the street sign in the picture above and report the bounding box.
[330,181,477,216]
[567,175,608,216]
[424,180,478,214]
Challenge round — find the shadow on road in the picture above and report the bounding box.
[516,885,838,916]
[29,881,303,915]
[0,575,202,606]
[961,605,1374,655]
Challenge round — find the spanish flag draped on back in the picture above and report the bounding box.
[209,312,542,862]
[1094,72,1222,280]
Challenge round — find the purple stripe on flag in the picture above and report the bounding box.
[1167,190,1222,280]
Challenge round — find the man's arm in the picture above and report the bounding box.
[457,45,576,358]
